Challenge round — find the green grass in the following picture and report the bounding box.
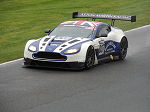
[0,0,150,63]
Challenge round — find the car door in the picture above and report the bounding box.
[93,24,111,59]
[100,25,119,56]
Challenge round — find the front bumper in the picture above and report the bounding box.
[24,58,85,69]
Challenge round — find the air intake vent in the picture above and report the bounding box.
[33,52,67,60]
[61,44,67,47]
[42,43,46,46]
[51,39,66,42]
[44,38,50,42]
[68,39,80,44]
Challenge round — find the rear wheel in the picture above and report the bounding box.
[84,46,95,69]
[118,37,128,60]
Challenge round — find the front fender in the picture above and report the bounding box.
[79,41,98,64]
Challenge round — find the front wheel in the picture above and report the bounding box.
[118,37,128,60]
[84,46,95,69]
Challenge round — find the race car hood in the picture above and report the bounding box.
[31,35,90,53]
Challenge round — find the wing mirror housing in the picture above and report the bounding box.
[45,29,51,33]
[96,33,107,38]
[100,33,107,37]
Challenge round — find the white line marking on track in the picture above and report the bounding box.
[0,58,23,66]
[125,24,150,33]
[0,24,150,66]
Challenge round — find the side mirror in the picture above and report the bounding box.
[100,33,107,37]
[96,31,108,38]
[45,29,51,33]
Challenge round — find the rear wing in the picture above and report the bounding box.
[72,12,136,26]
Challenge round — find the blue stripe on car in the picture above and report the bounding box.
[61,40,90,55]
[45,42,62,52]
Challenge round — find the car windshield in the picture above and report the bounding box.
[49,25,94,38]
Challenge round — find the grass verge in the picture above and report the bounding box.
[0,0,150,63]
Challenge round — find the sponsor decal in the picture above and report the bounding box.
[50,44,59,46]
[78,13,131,21]
[105,41,116,54]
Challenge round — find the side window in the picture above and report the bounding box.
[98,25,111,37]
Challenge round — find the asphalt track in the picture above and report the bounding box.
[0,25,150,112]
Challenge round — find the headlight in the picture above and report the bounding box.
[64,48,79,54]
[28,45,37,52]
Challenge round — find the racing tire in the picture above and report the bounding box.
[118,37,128,60]
[84,46,95,69]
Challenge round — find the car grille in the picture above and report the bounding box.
[33,52,67,60]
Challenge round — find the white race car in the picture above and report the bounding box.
[24,12,136,69]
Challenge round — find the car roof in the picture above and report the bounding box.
[61,20,103,28]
